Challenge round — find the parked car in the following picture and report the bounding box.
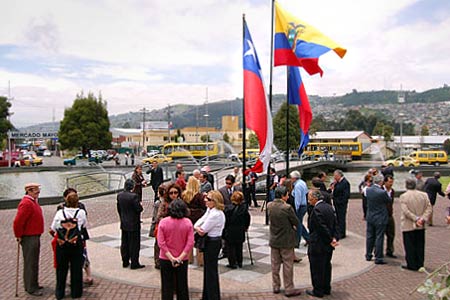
[96,150,108,159]
[64,157,77,166]
[146,150,160,157]
[228,153,239,161]
[142,154,172,164]
[106,149,117,161]
[23,154,43,166]
[43,150,52,157]
[385,156,420,167]
[88,155,102,164]
[0,156,24,167]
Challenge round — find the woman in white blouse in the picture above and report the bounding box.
[51,192,87,300]
[194,190,226,300]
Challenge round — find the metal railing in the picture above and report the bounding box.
[65,171,127,197]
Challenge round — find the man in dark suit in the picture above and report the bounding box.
[311,177,332,205]
[219,175,242,208]
[329,169,350,239]
[147,160,164,201]
[316,172,328,192]
[383,175,396,258]
[424,171,445,226]
[365,174,391,265]
[117,179,144,269]
[268,186,302,298]
[306,190,339,298]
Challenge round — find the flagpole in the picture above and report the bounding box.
[264,0,276,226]
[242,14,248,207]
[285,67,290,176]
[269,0,274,111]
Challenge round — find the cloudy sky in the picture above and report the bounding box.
[1,0,449,127]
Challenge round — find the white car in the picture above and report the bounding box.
[43,150,52,157]
[146,150,160,157]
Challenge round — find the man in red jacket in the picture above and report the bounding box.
[13,183,45,296]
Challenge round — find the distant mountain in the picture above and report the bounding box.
[18,86,450,132]
[317,86,450,106]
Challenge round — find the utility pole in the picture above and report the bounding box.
[139,107,147,155]
[196,106,199,142]
[398,85,405,156]
[204,88,209,164]
[167,104,171,143]
[7,80,12,167]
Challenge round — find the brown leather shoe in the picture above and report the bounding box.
[285,289,302,297]
[273,288,280,294]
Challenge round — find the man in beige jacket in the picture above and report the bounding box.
[400,178,432,271]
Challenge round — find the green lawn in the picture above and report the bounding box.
[440,176,450,191]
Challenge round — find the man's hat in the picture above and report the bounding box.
[24,182,41,191]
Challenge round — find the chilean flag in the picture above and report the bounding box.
[243,20,273,174]
[288,66,312,154]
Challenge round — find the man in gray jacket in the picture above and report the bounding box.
[400,178,432,271]
[268,186,302,297]
[365,174,391,265]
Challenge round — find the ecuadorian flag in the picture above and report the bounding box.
[274,1,346,76]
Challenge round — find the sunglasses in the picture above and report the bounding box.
[225,182,232,185]
[169,191,179,195]
[205,197,213,202]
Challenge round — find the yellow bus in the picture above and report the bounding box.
[162,142,219,159]
[409,150,448,166]
[238,149,260,160]
[304,142,363,161]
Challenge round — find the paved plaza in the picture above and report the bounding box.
[1,187,450,299]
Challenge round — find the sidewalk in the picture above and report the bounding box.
[1,187,449,299]
[87,214,370,293]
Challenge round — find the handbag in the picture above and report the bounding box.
[149,222,156,238]
[194,232,207,252]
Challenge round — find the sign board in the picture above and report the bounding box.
[141,121,169,130]
[8,131,58,139]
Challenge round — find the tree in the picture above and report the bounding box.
[247,133,259,148]
[421,125,429,136]
[175,129,185,142]
[0,96,14,148]
[340,110,365,131]
[200,134,211,142]
[272,102,300,152]
[223,132,230,144]
[372,121,394,141]
[309,115,327,134]
[443,139,450,154]
[59,92,112,153]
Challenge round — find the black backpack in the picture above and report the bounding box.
[56,209,81,247]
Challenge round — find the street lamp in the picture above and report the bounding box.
[204,113,209,164]
[399,112,404,157]
[398,88,406,157]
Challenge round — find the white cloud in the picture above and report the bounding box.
[1,0,449,126]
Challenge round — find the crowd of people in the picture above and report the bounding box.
[11,159,450,299]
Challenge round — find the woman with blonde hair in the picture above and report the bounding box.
[182,176,206,265]
[194,190,225,300]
